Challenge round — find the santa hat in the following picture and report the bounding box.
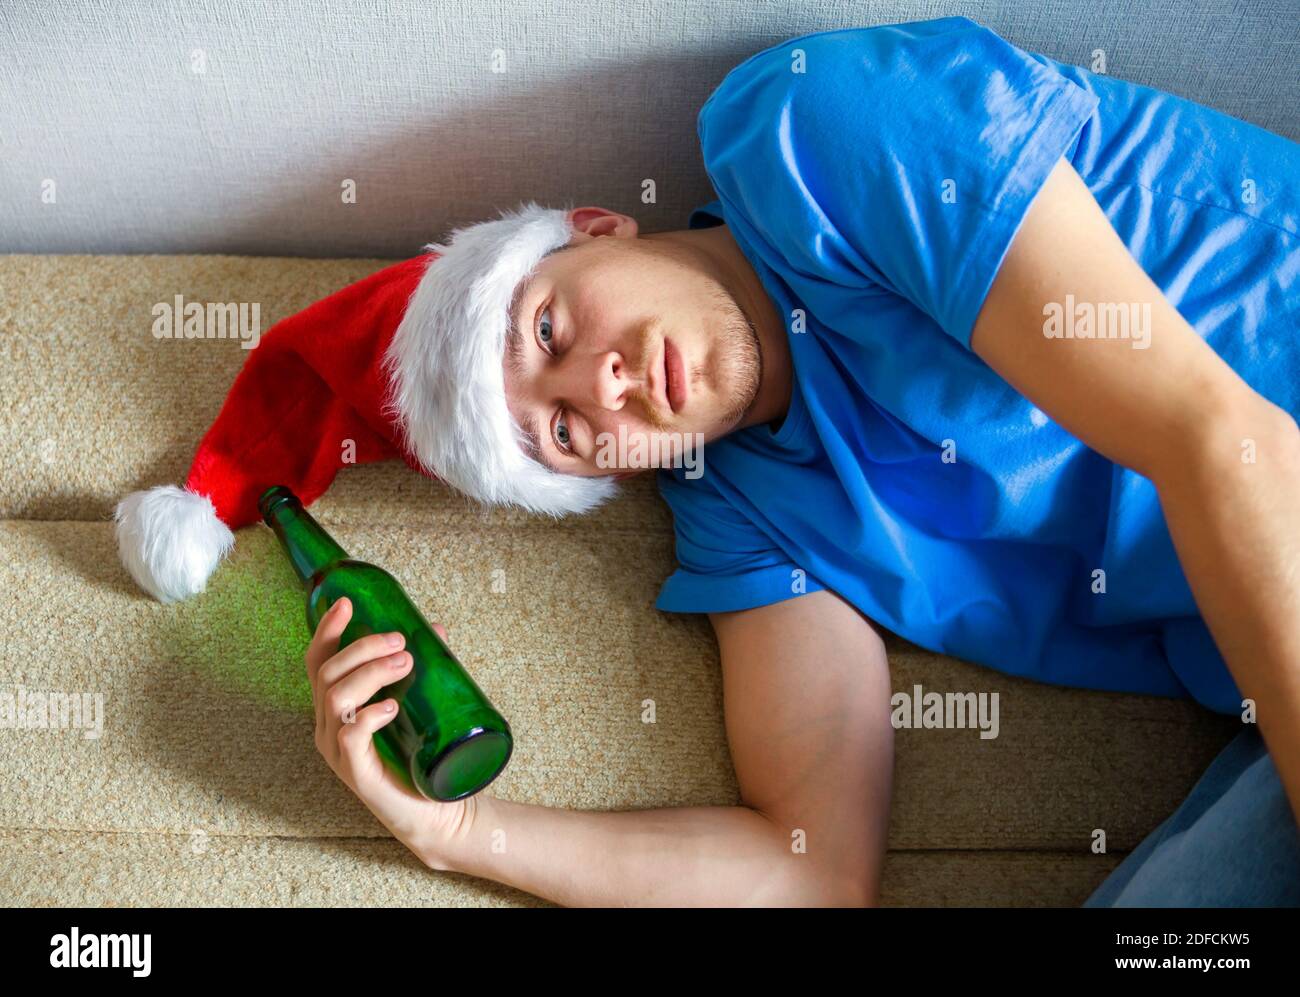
[115,203,618,603]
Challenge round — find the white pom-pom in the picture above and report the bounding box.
[114,485,235,603]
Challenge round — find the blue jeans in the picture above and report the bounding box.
[1085,727,1300,906]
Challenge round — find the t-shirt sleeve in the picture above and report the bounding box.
[654,467,825,615]
[696,15,1100,348]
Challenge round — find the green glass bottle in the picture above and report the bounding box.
[259,485,512,801]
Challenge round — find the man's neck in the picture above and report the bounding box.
[647,224,792,432]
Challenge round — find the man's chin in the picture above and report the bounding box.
[714,394,761,439]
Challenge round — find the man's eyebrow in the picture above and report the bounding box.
[518,413,560,473]
[505,271,534,377]
[520,415,561,473]
[504,272,561,473]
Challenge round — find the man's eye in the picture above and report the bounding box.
[537,307,555,351]
[554,412,573,454]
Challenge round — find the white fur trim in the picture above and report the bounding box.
[114,485,235,602]
[382,202,618,517]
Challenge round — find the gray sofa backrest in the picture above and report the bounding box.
[2,0,1295,257]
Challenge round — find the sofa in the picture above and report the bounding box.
[1,0,1287,906]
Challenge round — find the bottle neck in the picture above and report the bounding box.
[259,486,348,584]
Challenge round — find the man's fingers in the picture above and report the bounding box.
[337,698,400,762]
[433,622,448,642]
[306,597,353,681]
[324,653,412,728]
[318,631,407,689]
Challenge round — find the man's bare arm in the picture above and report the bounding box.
[971,156,1300,819]
[420,589,894,905]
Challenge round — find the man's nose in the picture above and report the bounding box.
[562,350,640,411]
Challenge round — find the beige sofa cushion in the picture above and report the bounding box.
[0,254,1238,905]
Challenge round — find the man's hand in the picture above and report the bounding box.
[307,589,888,906]
[306,597,476,868]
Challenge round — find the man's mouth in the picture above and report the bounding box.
[664,337,688,413]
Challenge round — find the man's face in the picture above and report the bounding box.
[503,211,762,477]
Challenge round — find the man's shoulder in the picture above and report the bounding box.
[699,16,983,125]
[693,15,1012,274]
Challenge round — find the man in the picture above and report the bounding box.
[118,16,1300,905]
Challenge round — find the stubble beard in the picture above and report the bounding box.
[706,281,763,435]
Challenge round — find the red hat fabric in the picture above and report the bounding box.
[115,203,617,602]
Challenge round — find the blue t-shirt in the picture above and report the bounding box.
[654,16,1300,715]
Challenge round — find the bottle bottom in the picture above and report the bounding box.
[426,728,513,801]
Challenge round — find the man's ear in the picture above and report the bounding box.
[568,206,638,241]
